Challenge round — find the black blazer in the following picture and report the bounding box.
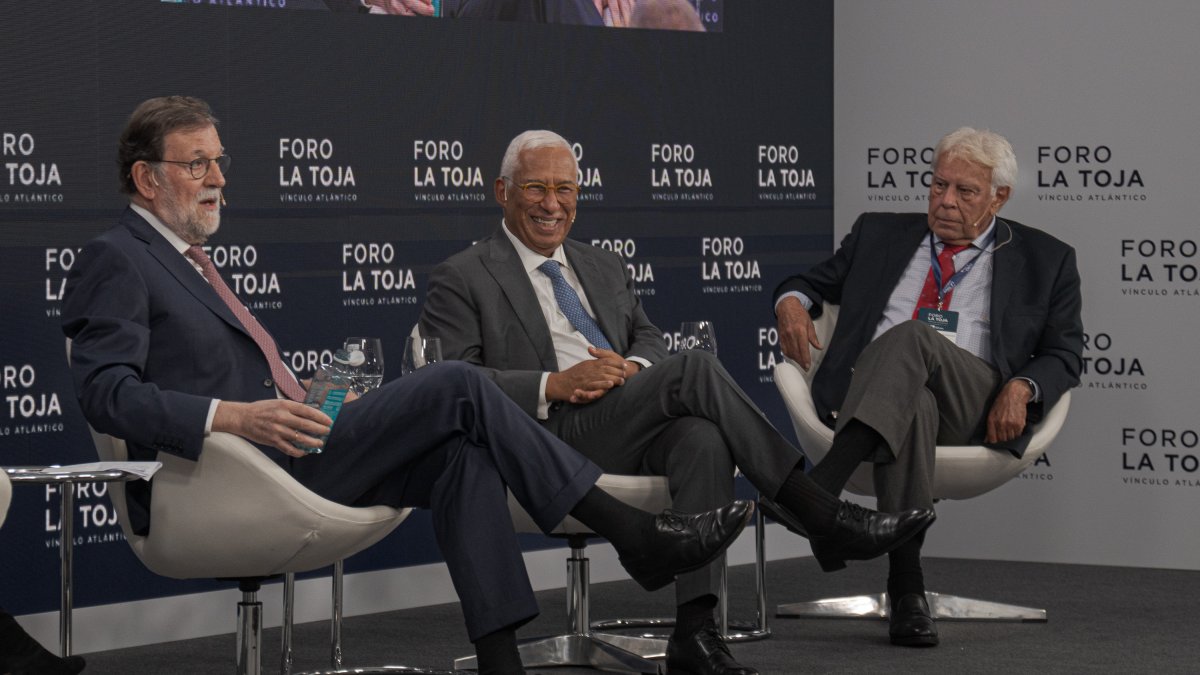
[773,212,1083,451]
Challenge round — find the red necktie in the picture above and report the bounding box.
[185,245,306,402]
[913,243,969,318]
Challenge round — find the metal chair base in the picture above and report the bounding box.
[456,542,662,673]
[295,662,453,667]
[591,500,772,648]
[776,591,1047,622]
[284,562,455,675]
[455,634,661,674]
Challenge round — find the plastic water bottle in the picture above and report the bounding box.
[295,348,365,453]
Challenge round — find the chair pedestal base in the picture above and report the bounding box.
[284,566,456,675]
[591,502,772,649]
[236,585,263,675]
[296,662,453,667]
[455,634,662,674]
[776,591,1047,622]
[455,544,663,674]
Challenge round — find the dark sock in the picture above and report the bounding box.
[773,461,841,533]
[473,625,525,675]
[674,595,718,640]
[887,529,928,607]
[568,485,654,554]
[0,611,85,674]
[809,420,885,496]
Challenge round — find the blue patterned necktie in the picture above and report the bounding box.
[538,259,613,350]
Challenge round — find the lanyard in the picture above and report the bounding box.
[929,228,995,309]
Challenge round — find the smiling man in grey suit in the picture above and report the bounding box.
[772,127,1083,648]
[420,130,935,675]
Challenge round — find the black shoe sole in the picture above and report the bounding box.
[890,633,940,647]
[631,504,755,592]
[812,511,936,573]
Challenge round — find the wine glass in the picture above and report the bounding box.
[401,336,442,375]
[679,321,718,355]
[343,337,384,394]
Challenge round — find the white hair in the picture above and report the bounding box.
[499,130,577,181]
[932,126,1018,192]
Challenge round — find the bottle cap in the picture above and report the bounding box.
[334,348,366,367]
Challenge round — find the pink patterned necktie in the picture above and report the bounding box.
[185,245,306,402]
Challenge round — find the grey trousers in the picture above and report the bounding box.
[544,350,803,604]
[836,321,1002,512]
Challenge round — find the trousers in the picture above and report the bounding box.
[287,360,602,641]
[543,350,802,602]
[836,321,1003,512]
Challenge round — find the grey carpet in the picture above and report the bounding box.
[79,555,1200,674]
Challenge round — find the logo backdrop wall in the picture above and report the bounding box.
[834,0,1199,570]
[0,0,834,629]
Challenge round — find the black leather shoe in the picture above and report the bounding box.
[11,654,86,675]
[1,610,85,675]
[889,593,939,647]
[760,497,935,572]
[809,502,935,572]
[620,500,754,592]
[666,624,758,675]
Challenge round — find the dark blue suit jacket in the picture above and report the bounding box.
[62,208,291,532]
[773,212,1083,452]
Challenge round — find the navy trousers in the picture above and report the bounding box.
[287,360,602,641]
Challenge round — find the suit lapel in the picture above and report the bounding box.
[989,218,1023,370]
[868,217,928,322]
[123,209,252,339]
[482,234,559,370]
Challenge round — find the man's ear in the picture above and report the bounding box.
[991,185,1011,213]
[131,162,159,200]
[494,177,509,205]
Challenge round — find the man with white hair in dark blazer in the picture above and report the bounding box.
[772,127,1083,647]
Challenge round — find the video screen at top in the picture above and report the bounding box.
[164,0,724,33]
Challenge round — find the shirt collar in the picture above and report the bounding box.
[972,217,997,250]
[502,219,568,275]
[130,202,191,255]
[938,216,997,252]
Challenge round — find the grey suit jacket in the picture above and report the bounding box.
[420,229,667,417]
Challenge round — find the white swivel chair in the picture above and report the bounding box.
[455,474,673,674]
[449,472,769,675]
[0,468,11,529]
[773,305,1070,622]
[89,427,423,675]
[410,322,769,673]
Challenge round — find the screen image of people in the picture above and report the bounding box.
[163,0,722,31]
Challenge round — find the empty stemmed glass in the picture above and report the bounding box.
[401,336,442,375]
[678,321,718,355]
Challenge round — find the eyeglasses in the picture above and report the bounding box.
[505,178,581,203]
[154,155,231,180]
